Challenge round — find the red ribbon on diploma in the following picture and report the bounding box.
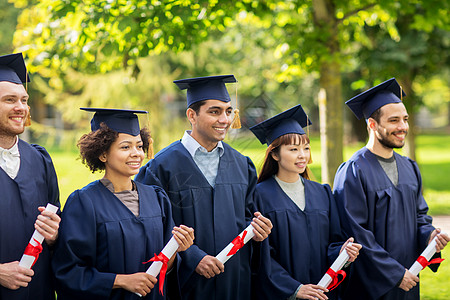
[416,255,445,269]
[227,230,247,256]
[325,268,347,291]
[23,238,43,267]
[143,252,169,295]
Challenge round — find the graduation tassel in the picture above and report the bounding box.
[230,109,241,129]
[400,85,403,101]
[24,106,32,127]
[306,114,312,164]
[230,81,241,129]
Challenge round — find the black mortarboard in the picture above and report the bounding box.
[0,53,30,84]
[249,104,311,146]
[80,108,148,136]
[346,78,405,120]
[174,75,237,107]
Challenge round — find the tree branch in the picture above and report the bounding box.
[337,3,378,24]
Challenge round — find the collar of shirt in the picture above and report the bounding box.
[0,137,20,179]
[181,130,224,158]
[0,137,20,157]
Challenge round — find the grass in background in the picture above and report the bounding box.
[420,247,450,299]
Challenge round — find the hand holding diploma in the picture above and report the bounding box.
[0,262,34,290]
[251,212,272,242]
[317,238,361,290]
[19,203,59,269]
[131,225,194,297]
[216,212,271,265]
[408,229,448,276]
[34,204,61,247]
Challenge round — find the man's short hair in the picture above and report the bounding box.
[370,107,382,123]
[188,100,207,115]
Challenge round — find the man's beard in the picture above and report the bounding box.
[377,130,407,149]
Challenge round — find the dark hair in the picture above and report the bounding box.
[188,100,207,115]
[370,107,382,123]
[258,133,312,183]
[77,123,151,173]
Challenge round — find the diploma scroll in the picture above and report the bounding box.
[19,203,59,269]
[409,232,446,276]
[136,236,179,297]
[317,242,352,290]
[216,223,255,264]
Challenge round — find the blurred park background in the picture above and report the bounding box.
[1,0,449,298]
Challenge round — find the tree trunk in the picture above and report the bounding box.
[313,0,344,186]
[400,77,417,161]
[448,101,450,129]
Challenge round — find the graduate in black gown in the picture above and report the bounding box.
[333,78,449,300]
[52,108,194,300]
[250,105,361,300]
[135,75,273,300]
[0,53,61,300]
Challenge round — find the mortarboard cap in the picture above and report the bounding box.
[80,108,148,136]
[346,78,405,120]
[0,53,30,84]
[174,75,237,107]
[249,104,312,146]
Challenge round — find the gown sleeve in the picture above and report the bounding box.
[52,190,116,300]
[411,161,439,272]
[32,144,60,207]
[258,238,302,299]
[325,184,345,264]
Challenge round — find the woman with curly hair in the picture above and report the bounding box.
[250,105,361,300]
[52,108,194,300]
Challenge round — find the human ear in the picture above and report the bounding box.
[186,108,196,125]
[270,151,280,162]
[367,118,377,130]
[99,153,107,163]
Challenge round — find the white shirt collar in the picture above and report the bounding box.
[0,136,19,155]
[181,130,224,158]
[0,137,20,179]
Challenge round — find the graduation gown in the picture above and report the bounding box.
[0,140,60,300]
[52,181,175,300]
[135,141,258,300]
[333,147,435,300]
[253,177,344,300]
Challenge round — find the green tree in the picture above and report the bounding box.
[0,0,20,53]
[13,0,449,183]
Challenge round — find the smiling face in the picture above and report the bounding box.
[101,133,145,181]
[271,135,311,183]
[187,99,232,151]
[0,81,29,147]
[371,102,409,150]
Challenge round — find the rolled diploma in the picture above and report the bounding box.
[136,236,179,297]
[144,236,179,276]
[216,223,255,264]
[409,232,446,276]
[317,242,352,288]
[19,203,59,268]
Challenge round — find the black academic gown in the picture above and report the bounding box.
[52,181,176,300]
[253,177,344,300]
[333,147,436,300]
[0,140,60,300]
[135,141,258,300]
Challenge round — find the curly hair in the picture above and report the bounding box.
[77,123,151,173]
